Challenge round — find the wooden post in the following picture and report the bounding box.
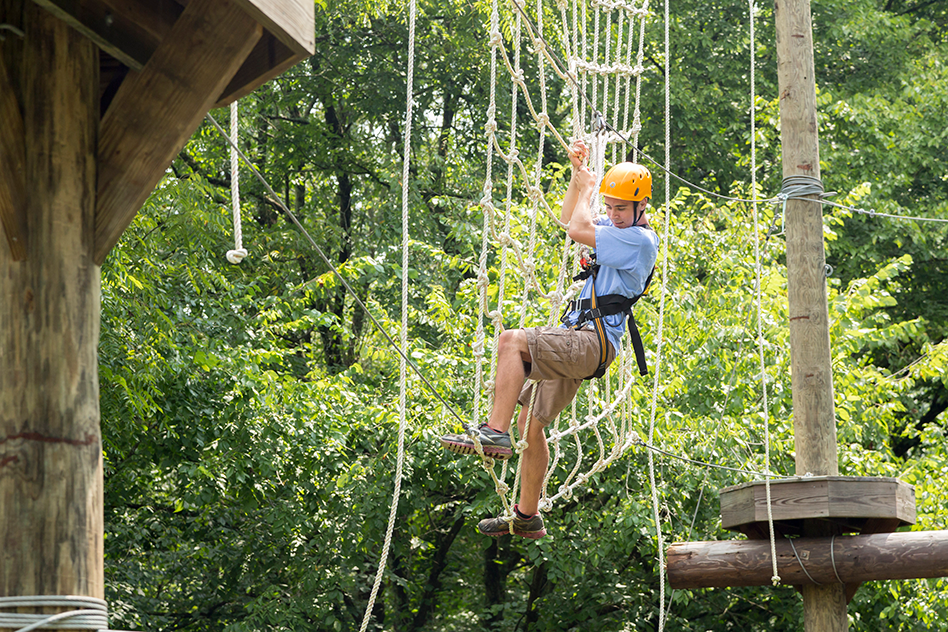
[0,0,103,622]
[775,0,846,627]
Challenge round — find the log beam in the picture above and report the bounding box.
[93,0,261,265]
[667,531,948,590]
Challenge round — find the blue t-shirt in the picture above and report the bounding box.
[561,218,660,353]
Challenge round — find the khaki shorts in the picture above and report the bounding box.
[517,326,616,427]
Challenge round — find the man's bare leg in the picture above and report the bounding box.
[487,329,531,433]
[515,404,549,516]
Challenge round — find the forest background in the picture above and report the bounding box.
[99,0,948,629]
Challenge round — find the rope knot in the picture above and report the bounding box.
[226,248,248,264]
[536,112,550,128]
[489,29,503,47]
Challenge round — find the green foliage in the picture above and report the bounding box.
[99,0,948,629]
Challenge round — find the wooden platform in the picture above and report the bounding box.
[35,0,314,107]
[1,0,315,265]
[719,476,915,539]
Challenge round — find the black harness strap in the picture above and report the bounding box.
[562,267,655,377]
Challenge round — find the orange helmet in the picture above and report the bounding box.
[599,163,652,201]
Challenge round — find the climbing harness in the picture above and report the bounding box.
[561,253,655,377]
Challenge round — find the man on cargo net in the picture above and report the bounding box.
[441,139,660,539]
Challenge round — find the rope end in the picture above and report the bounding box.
[226,248,248,264]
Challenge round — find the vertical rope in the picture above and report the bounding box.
[358,0,415,626]
[226,101,248,264]
[645,0,671,628]
[748,0,781,586]
[475,0,502,431]
[630,0,648,160]
[487,10,522,418]
[579,2,589,128]
[611,11,624,164]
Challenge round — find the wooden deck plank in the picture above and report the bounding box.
[0,51,27,261]
[719,476,915,532]
[94,0,261,264]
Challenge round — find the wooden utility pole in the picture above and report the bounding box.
[775,0,846,627]
[0,0,103,608]
[665,0,948,624]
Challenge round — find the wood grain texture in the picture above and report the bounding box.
[0,50,27,261]
[667,531,948,589]
[94,0,261,264]
[30,0,182,70]
[775,0,843,623]
[233,0,314,54]
[0,0,103,601]
[720,477,915,530]
[775,0,837,481]
[215,32,301,107]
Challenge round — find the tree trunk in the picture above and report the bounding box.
[410,515,466,630]
[524,563,550,631]
[0,0,103,618]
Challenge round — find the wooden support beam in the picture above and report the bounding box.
[232,0,313,55]
[667,531,948,590]
[0,50,27,261]
[1,0,102,600]
[29,0,182,70]
[94,0,261,265]
[215,31,300,107]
